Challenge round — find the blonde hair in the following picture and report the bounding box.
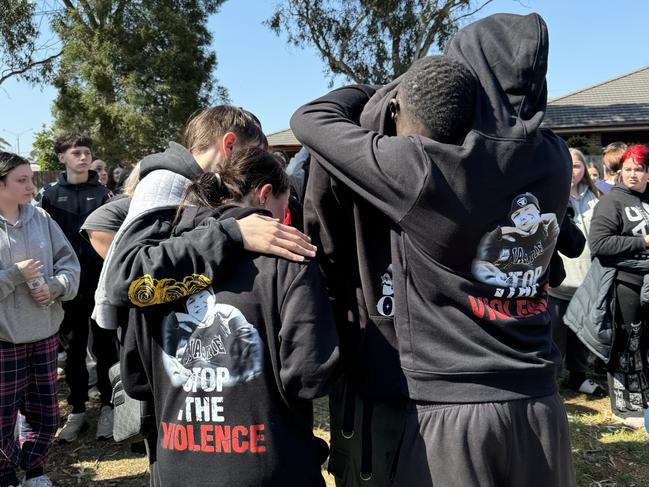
[569,148,601,198]
[122,162,141,197]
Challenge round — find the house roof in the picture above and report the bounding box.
[545,65,649,129]
[266,128,300,147]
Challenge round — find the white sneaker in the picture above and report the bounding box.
[23,475,52,487]
[57,412,88,443]
[612,413,645,429]
[96,405,113,441]
[57,351,67,379]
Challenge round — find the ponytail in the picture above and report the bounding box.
[174,147,288,224]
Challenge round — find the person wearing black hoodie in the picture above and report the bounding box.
[36,133,117,443]
[120,148,338,486]
[291,13,575,487]
[588,144,649,429]
[99,106,317,325]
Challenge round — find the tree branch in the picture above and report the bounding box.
[0,50,63,85]
[77,0,99,29]
[299,4,362,83]
[452,0,495,23]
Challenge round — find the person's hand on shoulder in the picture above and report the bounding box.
[237,213,317,262]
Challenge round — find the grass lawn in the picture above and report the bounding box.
[45,384,648,486]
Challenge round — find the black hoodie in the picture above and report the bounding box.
[589,182,649,285]
[39,170,111,297]
[290,13,571,402]
[305,147,406,399]
[121,206,338,487]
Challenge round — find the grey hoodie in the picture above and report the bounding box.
[0,204,79,343]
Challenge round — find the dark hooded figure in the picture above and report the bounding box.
[291,12,575,487]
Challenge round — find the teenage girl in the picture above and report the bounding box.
[0,152,79,487]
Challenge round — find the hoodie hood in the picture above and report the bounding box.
[444,12,548,137]
[57,169,104,187]
[361,13,549,139]
[139,142,203,181]
[0,204,35,230]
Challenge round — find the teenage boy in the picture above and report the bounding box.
[38,133,117,443]
[101,106,316,315]
[291,13,576,487]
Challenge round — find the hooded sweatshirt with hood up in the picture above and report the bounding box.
[0,204,80,343]
[290,13,571,403]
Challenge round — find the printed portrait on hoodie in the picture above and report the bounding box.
[472,193,559,298]
[160,288,264,389]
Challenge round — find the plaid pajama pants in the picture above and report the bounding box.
[0,335,59,476]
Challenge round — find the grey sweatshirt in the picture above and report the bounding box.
[0,204,80,343]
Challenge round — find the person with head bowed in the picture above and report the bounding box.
[120,147,338,486]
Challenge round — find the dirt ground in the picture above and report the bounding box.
[45,382,647,486]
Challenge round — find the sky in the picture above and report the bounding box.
[1,0,648,158]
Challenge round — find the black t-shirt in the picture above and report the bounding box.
[80,195,131,239]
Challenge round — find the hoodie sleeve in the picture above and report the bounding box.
[303,158,356,326]
[556,209,586,258]
[278,260,339,400]
[589,197,646,257]
[0,265,27,301]
[105,209,244,308]
[46,215,80,301]
[291,85,430,224]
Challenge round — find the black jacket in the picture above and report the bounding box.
[38,170,111,296]
[291,13,571,402]
[589,183,649,258]
[122,206,338,487]
[305,138,406,399]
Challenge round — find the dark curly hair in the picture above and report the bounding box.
[399,55,476,143]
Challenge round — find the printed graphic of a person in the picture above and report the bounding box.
[161,288,263,387]
[377,265,395,317]
[472,193,559,290]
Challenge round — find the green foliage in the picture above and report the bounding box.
[30,126,63,171]
[2,1,229,164]
[0,137,9,150]
[0,0,60,84]
[47,0,229,164]
[266,0,494,85]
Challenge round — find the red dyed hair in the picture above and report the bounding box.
[621,144,649,167]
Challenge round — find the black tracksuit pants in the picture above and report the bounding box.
[59,297,118,411]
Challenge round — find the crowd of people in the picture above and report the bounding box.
[0,11,648,487]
